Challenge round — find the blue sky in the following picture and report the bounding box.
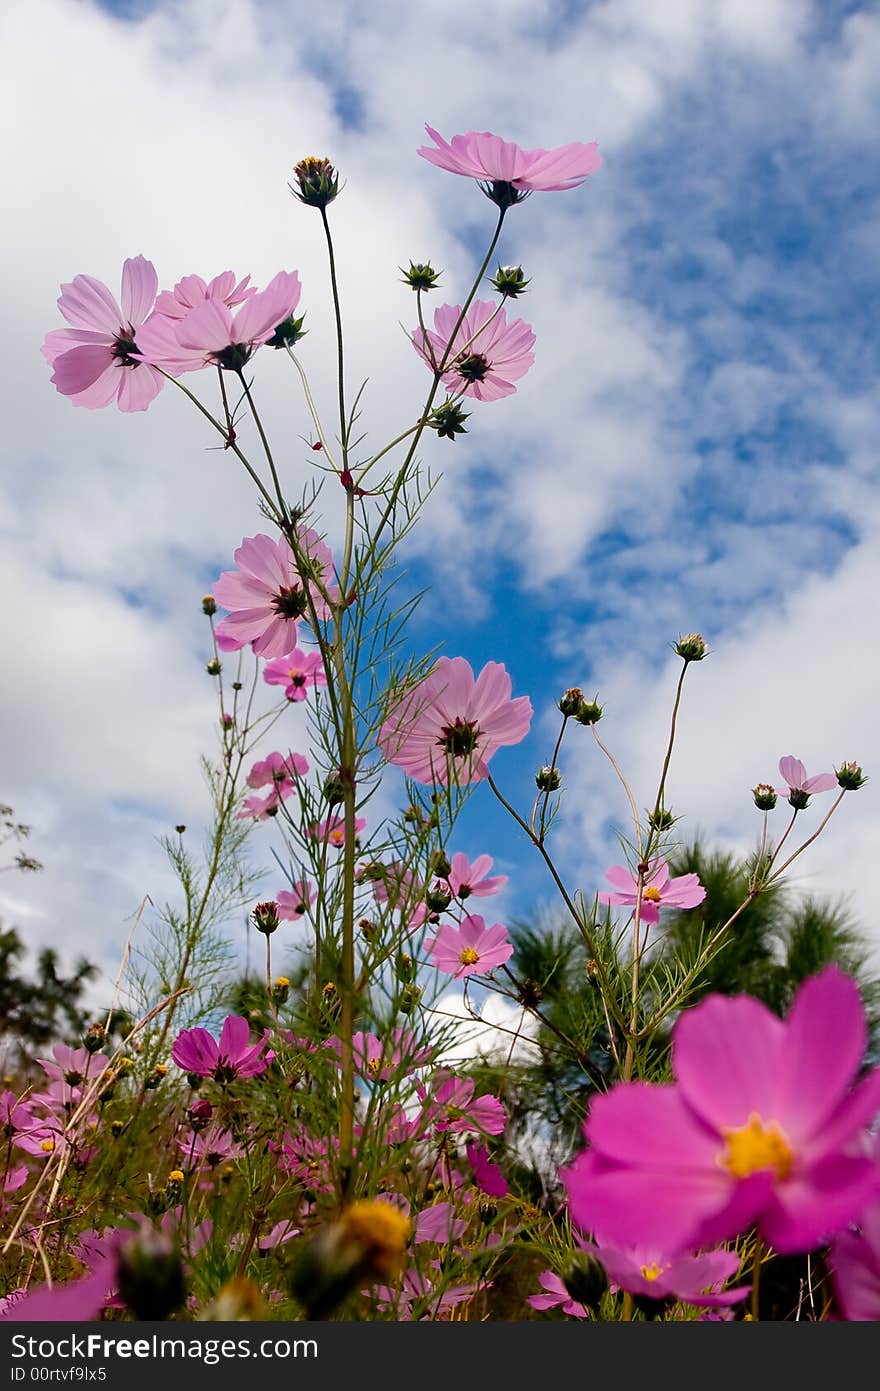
[2,0,879,1005]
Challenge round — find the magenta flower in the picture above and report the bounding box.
[311,815,367,848]
[279,1130,337,1192]
[776,755,837,808]
[413,300,535,401]
[263,647,327,702]
[427,913,514,980]
[171,1015,269,1081]
[42,255,164,412]
[178,1126,243,1170]
[0,1260,117,1322]
[443,852,507,900]
[580,1239,749,1309]
[324,1030,433,1081]
[379,656,532,786]
[527,1271,590,1318]
[135,270,301,374]
[417,1073,506,1137]
[213,531,337,657]
[246,750,309,792]
[830,1200,880,1320]
[466,1142,509,1198]
[598,859,706,925]
[277,880,315,920]
[561,966,880,1255]
[414,1201,468,1245]
[417,125,601,206]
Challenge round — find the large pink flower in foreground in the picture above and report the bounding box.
[212,531,337,656]
[562,966,880,1255]
[418,125,601,205]
[598,859,706,925]
[412,300,535,401]
[42,255,164,412]
[172,1015,269,1081]
[136,271,301,374]
[379,656,532,785]
[427,914,513,980]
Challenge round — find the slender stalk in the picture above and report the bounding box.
[321,206,348,461]
[236,370,289,524]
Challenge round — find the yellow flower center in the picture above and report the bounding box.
[460,947,480,965]
[330,830,343,845]
[640,1263,664,1282]
[721,1112,793,1180]
[288,667,299,680]
[643,885,662,903]
[366,1057,382,1076]
[339,1200,411,1278]
[40,1138,55,1152]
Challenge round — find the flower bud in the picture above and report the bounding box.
[752,783,778,811]
[558,687,584,717]
[201,595,217,616]
[430,400,470,441]
[489,264,529,298]
[288,1201,410,1319]
[836,761,867,791]
[359,917,380,942]
[401,261,441,292]
[647,806,674,832]
[399,983,423,1015]
[252,900,280,935]
[431,850,452,879]
[560,1251,608,1308]
[267,314,307,349]
[517,978,544,1008]
[187,1098,213,1131]
[574,697,604,726]
[144,1064,168,1091]
[291,156,340,208]
[321,981,342,1022]
[396,950,416,982]
[426,886,452,913]
[110,1119,126,1138]
[83,1022,107,1055]
[478,1199,498,1223]
[536,765,562,792]
[674,632,708,662]
[175,824,186,835]
[272,976,290,1004]
[206,658,222,676]
[323,772,345,806]
[116,1225,186,1321]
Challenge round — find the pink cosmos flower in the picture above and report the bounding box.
[171,1014,269,1081]
[830,1199,880,1320]
[277,880,315,919]
[417,125,601,205]
[579,1239,749,1309]
[246,750,309,793]
[598,859,706,925]
[414,1201,468,1245]
[443,852,507,900]
[36,1044,109,1109]
[413,300,535,401]
[527,1271,590,1318]
[178,1126,243,1170]
[561,966,880,1255]
[311,815,367,848]
[42,255,164,412]
[212,531,337,657]
[151,270,256,321]
[427,914,514,979]
[324,1029,433,1081]
[0,1260,117,1322]
[135,271,301,374]
[776,755,837,807]
[466,1142,509,1198]
[262,647,327,702]
[417,1073,506,1138]
[379,656,532,786]
[279,1130,337,1192]
[372,1267,478,1320]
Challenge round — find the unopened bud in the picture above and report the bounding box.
[206,658,222,676]
[430,400,470,441]
[267,314,307,349]
[489,264,529,298]
[117,1225,186,1321]
[291,156,340,208]
[648,806,674,832]
[187,1098,213,1130]
[517,979,544,1008]
[272,976,290,1004]
[574,697,604,726]
[836,761,867,791]
[431,851,452,879]
[558,687,584,718]
[399,983,423,1015]
[752,783,777,811]
[201,595,217,616]
[252,901,280,935]
[674,632,708,662]
[536,765,562,792]
[426,886,452,913]
[478,1199,498,1223]
[110,1119,126,1138]
[560,1251,608,1308]
[401,261,441,292]
[83,1022,107,1055]
[144,1064,168,1091]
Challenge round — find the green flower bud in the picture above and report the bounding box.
[752,783,778,811]
[401,261,441,292]
[290,156,340,208]
[674,632,708,662]
[267,313,307,348]
[430,400,470,441]
[252,900,280,935]
[489,264,529,298]
[558,687,585,717]
[205,658,222,676]
[201,595,217,616]
[836,761,867,791]
[574,697,604,726]
[117,1226,186,1321]
[536,765,562,791]
[560,1251,608,1308]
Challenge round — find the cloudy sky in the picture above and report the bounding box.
[2,0,879,1007]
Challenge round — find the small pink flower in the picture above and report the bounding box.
[776,755,837,807]
[413,300,535,401]
[212,531,337,657]
[598,859,706,925]
[42,255,164,412]
[379,656,532,786]
[311,815,367,848]
[580,1239,749,1309]
[277,880,315,919]
[527,1270,590,1318]
[443,852,507,900]
[418,125,601,203]
[324,1029,433,1081]
[418,1073,506,1137]
[427,914,513,979]
[178,1126,243,1170]
[246,750,309,792]
[263,647,327,702]
[135,270,301,374]
[171,1015,269,1081]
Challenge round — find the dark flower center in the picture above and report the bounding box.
[455,352,490,383]
[112,333,140,367]
[272,585,309,619]
[439,717,481,758]
[212,343,253,372]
